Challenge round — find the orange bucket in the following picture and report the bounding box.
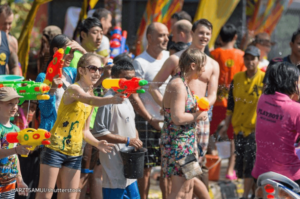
[205,155,221,181]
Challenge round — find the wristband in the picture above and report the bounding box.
[126,137,130,147]
[81,169,94,174]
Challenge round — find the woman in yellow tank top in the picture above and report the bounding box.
[36,53,124,199]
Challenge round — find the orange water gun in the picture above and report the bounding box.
[6,128,51,157]
[194,95,210,111]
[102,77,148,98]
[43,47,71,88]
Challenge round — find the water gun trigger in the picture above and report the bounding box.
[111,87,129,98]
[42,140,51,145]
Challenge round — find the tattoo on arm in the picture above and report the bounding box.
[8,52,19,75]
[9,35,18,53]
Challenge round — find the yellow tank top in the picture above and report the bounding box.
[47,85,93,156]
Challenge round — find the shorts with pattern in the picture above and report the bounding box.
[0,180,16,199]
[196,118,210,157]
[135,115,161,168]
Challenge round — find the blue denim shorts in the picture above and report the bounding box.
[40,147,82,170]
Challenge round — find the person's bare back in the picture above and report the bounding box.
[172,50,219,101]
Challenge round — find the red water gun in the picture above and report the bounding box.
[102,77,148,98]
[43,47,71,88]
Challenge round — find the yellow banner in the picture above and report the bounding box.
[194,0,240,49]
[18,0,52,78]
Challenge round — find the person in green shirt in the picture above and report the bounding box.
[0,87,31,198]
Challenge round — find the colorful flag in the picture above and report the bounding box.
[78,0,99,21]
[135,0,184,55]
[194,0,240,49]
[18,0,52,78]
[247,0,293,35]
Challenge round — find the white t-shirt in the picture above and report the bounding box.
[258,58,269,70]
[96,35,110,58]
[133,50,170,120]
[93,90,137,189]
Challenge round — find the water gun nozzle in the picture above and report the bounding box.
[139,80,148,86]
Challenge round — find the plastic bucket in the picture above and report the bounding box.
[205,155,221,181]
[0,75,24,82]
[215,141,231,159]
[120,146,147,179]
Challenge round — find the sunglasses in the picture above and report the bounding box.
[83,65,104,73]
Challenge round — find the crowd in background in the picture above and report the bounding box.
[0,3,300,199]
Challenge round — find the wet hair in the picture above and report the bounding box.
[0,4,12,16]
[76,53,102,81]
[169,42,188,53]
[44,34,71,73]
[92,8,111,20]
[192,19,213,32]
[291,29,300,43]
[179,48,206,74]
[111,60,134,78]
[219,24,237,43]
[50,34,71,58]
[79,17,103,42]
[264,62,300,95]
[113,52,132,64]
[171,11,192,23]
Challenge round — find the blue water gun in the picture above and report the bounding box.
[110,27,128,58]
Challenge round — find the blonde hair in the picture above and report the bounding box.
[75,53,102,81]
[179,48,206,74]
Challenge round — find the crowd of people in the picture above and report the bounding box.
[0,3,300,199]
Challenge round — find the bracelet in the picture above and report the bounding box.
[126,137,130,147]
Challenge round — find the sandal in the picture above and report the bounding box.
[226,170,237,180]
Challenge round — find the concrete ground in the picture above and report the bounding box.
[148,159,244,199]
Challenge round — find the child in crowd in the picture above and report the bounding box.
[36,53,123,199]
[36,34,87,131]
[14,100,38,130]
[93,59,142,199]
[0,87,31,198]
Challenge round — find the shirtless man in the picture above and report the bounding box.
[0,4,19,75]
[149,19,219,189]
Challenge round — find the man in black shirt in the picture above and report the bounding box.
[263,29,300,85]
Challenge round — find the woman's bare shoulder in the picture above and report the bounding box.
[165,77,185,93]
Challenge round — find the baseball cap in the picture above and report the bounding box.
[0,87,23,102]
[244,46,260,57]
[43,26,62,42]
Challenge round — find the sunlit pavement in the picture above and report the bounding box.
[148,159,244,199]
